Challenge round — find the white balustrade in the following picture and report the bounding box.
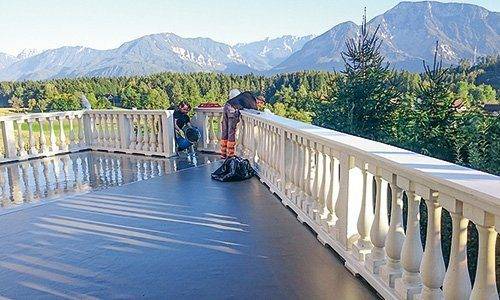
[84,110,174,157]
[0,109,175,163]
[1,105,499,300]
[232,109,500,300]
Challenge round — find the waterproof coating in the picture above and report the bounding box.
[211,157,255,182]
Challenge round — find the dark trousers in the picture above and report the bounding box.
[221,103,240,157]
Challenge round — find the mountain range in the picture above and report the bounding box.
[0,1,498,81]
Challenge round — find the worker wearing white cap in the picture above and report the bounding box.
[220,89,265,158]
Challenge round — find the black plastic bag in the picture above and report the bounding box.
[211,156,255,182]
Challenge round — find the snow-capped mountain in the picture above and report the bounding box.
[0,1,498,80]
[16,48,42,60]
[273,1,500,73]
[0,53,17,70]
[234,35,314,71]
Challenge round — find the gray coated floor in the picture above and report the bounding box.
[0,151,217,209]
[0,162,378,299]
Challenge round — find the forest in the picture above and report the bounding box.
[0,30,498,177]
[0,58,498,176]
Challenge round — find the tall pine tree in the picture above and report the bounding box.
[324,9,400,141]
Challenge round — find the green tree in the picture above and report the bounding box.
[414,42,457,160]
[9,96,24,112]
[321,12,400,141]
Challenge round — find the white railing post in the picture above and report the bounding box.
[2,120,17,159]
[380,174,405,288]
[395,180,423,299]
[83,113,93,148]
[16,119,28,157]
[463,202,498,300]
[118,114,130,149]
[27,119,37,155]
[352,161,374,261]
[440,194,471,300]
[365,166,389,274]
[420,189,445,299]
[335,153,363,250]
[161,111,175,157]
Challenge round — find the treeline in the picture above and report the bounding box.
[0,58,498,176]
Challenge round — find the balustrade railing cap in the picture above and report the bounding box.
[0,110,84,121]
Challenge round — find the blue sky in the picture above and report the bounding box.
[1,0,498,55]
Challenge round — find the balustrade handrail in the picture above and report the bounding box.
[241,110,500,210]
[0,110,84,122]
[86,109,171,115]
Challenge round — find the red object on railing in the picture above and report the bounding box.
[198,102,222,108]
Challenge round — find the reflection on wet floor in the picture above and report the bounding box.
[0,151,218,209]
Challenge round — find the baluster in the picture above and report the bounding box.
[78,114,86,147]
[128,114,136,149]
[284,133,294,196]
[463,201,499,300]
[142,115,150,152]
[302,140,313,215]
[48,117,58,152]
[108,114,116,148]
[27,119,37,155]
[94,114,102,146]
[147,115,156,152]
[318,145,329,225]
[38,118,48,154]
[155,115,163,152]
[268,126,276,182]
[366,167,390,274]
[380,176,405,288]
[328,151,340,228]
[311,142,321,222]
[201,113,209,151]
[420,190,445,299]
[296,136,306,210]
[395,182,423,299]
[58,115,68,151]
[135,115,143,151]
[440,195,471,300]
[288,135,298,202]
[300,137,310,212]
[68,115,76,149]
[207,113,215,151]
[16,120,28,157]
[352,161,374,261]
[104,114,111,147]
[112,114,122,149]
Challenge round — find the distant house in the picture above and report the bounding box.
[484,104,500,116]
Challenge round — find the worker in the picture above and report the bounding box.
[220,89,265,159]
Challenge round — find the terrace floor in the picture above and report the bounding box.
[0,155,378,299]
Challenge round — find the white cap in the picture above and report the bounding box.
[228,89,241,100]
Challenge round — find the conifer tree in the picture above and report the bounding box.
[325,9,400,141]
[415,41,456,160]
